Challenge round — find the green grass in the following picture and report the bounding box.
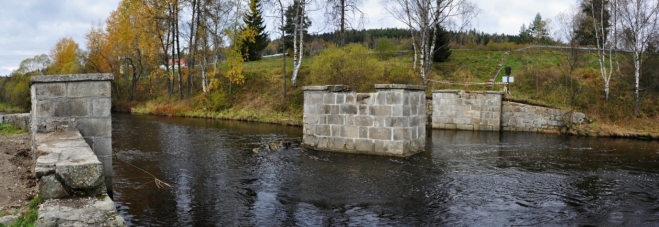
[0,196,43,227]
[0,102,25,114]
[126,45,659,137]
[0,123,26,136]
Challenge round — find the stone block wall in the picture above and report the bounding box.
[302,84,427,157]
[30,74,114,193]
[431,90,503,131]
[0,113,31,130]
[501,101,586,132]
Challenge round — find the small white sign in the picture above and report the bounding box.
[502,76,514,83]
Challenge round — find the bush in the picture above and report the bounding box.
[308,44,383,91]
[375,38,396,60]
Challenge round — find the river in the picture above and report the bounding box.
[111,113,659,226]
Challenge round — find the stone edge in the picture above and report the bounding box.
[374,84,427,90]
[31,73,114,84]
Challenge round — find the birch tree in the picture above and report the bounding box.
[290,0,312,87]
[584,0,618,101]
[383,0,478,83]
[615,0,659,116]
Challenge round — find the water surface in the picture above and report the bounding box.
[112,114,659,226]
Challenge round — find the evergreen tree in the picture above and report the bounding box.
[282,1,311,55]
[574,0,610,46]
[241,0,269,61]
[432,25,451,62]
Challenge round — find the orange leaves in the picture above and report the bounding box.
[49,37,81,74]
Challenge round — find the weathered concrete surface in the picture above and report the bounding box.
[0,113,31,130]
[431,90,585,132]
[31,73,114,193]
[0,215,19,226]
[501,101,586,132]
[303,84,427,157]
[432,90,502,131]
[35,196,125,227]
[34,129,105,199]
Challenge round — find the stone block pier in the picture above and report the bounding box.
[27,74,125,226]
[302,84,427,157]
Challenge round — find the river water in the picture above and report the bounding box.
[111,113,659,226]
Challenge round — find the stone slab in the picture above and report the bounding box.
[31,73,114,84]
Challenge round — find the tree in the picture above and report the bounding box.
[241,0,269,61]
[518,23,532,44]
[287,0,313,87]
[383,0,478,83]
[49,37,82,74]
[574,0,611,46]
[432,24,451,62]
[375,37,396,60]
[529,13,551,44]
[282,1,311,55]
[615,0,659,116]
[324,0,365,46]
[15,54,51,75]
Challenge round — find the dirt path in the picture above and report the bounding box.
[0,133,36,214]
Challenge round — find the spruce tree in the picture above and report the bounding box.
[241,0,269,61]
[282,1,311,55]
[432,25,452,63]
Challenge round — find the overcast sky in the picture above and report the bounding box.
[0,0,574,76]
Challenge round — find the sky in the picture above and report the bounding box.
[0,0,574,76]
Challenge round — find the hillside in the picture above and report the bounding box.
[125,46,659,138]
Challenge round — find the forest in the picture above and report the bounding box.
[1,0,658,137]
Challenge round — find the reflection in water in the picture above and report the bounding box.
[112,114,659,226]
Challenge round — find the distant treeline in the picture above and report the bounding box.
[306,28,528,48]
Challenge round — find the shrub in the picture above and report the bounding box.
[308,44,383,91]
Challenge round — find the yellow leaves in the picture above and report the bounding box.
[49,37,81,74]
[226,48,245,85]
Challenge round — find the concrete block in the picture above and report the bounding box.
[358,127,368,138]
[317,115,327,124]
[370,106,391,116]
[356,94,373,105]
[315,125,331,136]
[305,93,324,106]
[345,139,355,150]
[34,83,66,100]
[318,137,329,149]
[76,118,112,137]
[375,92,387,105]
[393,128,411,140]
[386,92,404,105]
[391,106,410,117]
[369,128,391,140]
[358,105,370,115]
[39,175,71,199]
[57,149,104,190]
[344,115,354,126]
[303,135,318,146]
[343,126,359,138]
[323,93,336,104]
[92,98,112,117]
[374,140,385,153]
[330,137,346,150]
[340,104,357,115]
[386,117,409,127]
[328,115,344,125]
[331,125,342,137]
[67,81,111,98]
[384,141,404,154]
[54,99,90,117]
[354,139,374,152]
[345,93,356,105]
[35,101,52,118]
[336,93,345,104]
[354,116,373,127]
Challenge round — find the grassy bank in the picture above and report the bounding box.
[122,47,659,139]
[0,196,42,227]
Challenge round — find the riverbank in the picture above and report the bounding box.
[0,133,37,225]
[122,100,659,140]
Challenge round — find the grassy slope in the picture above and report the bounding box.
[130,48,659,138]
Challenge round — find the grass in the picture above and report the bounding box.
[123,45,659,138]
[0,123,26,136]
[0,196,43,227]
[0,103,24,114]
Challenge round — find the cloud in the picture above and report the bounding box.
[0,0,120,76]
